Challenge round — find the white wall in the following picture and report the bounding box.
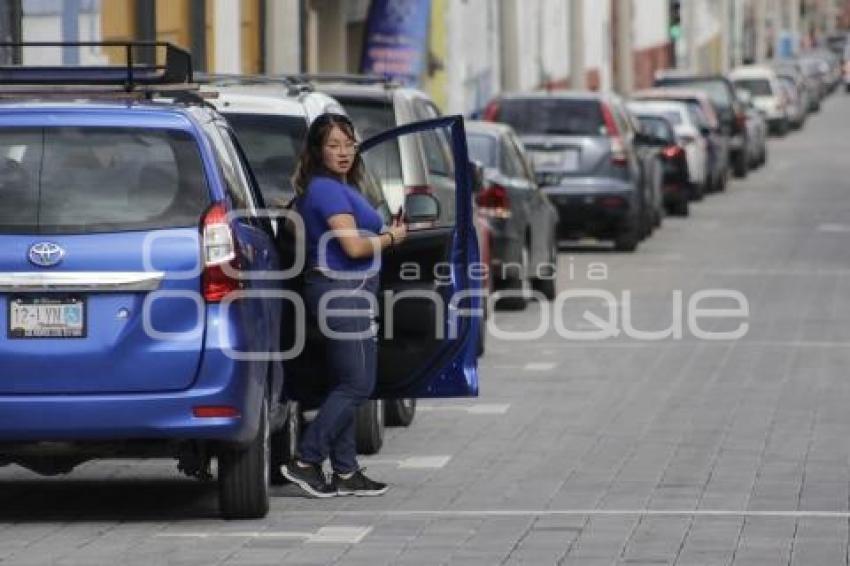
[584,0,612,91]
[632,0,669,49]
[512,0,570,91]
[445,0,501,114]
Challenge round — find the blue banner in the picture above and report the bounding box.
[360,0,432,86]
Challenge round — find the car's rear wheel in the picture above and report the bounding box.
[614,222,640,252]
[355,399,384,455]
[496,243,531,310]
[270,401,300,485]
[385,398,417,427]
[218,394,270,520]
[531,238,557,300]
[670,196,689,217]
[733,150,748,178]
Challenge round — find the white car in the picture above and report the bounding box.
[627,99,708,194]
[730,65,790,135]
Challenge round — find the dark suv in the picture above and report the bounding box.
[654,72,750,178]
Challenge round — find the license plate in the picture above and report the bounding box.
[8,296,86,338]
[533,149,580,171]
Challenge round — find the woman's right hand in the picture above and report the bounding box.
[388,219,407,246]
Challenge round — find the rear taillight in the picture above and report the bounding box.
[482,100,500,121]
[662,145,684,159]
[202,203,241,303]
[476,184,512,219]
[600,102,628,167]
[599,196,626,208]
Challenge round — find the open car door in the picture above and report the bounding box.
[281,116,480,404]
[361,115,480,398]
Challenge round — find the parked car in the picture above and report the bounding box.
[294,73,491,419]
[774,59,820,112]
[735,90,769,168]
[654,71,750,179]
[773,62,813,119]
[482,92,661,252]
[776,75,806,129]
[844,43,850,92]
[730,65,790,135]
[464,120,559,306]
[0,46,481,520]
[200,75,427,457]
[632,88,728,194]
[631,113,691,216]
[627,99,708,200]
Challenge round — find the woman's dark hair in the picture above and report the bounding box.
[291,112,364,196]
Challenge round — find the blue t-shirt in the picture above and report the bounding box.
[298,176,385,272]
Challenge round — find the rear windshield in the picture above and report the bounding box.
[657,78,733,109]
[466,133,498,168]
[224,113,306,204]
[734,78,773,96]
[637,116,674,143]
[497,98,606,136]
[0,127,208,235]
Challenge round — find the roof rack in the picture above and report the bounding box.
[285,73,400,88]
[0,42,198,99]
[195,72,314,95]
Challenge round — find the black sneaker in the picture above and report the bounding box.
[280,462,336,498]
[332,468,389,496]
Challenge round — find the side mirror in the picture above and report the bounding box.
[468,159,486,193]
[405,191,441,225]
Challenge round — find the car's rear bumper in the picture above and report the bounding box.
[542,180,637,239]
[0,306,267,445]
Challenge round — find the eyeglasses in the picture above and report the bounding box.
[324,141,359,154]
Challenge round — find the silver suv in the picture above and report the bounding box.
[200,75,392,465]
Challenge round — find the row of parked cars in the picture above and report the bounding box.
[470,48,843,266]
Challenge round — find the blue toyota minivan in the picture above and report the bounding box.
[0,43,479,519]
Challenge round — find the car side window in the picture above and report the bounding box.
[501,135,526,182]
[206,124,257,215]
[416,100,454,177]
[509,134,536,183]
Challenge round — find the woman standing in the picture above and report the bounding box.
[281,113,406,498]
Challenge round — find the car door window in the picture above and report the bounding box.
[508,134,536,184]
[206,124,257,215]
[501,136,527,182]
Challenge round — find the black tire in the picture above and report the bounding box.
[385,398,417,427]
[531,238,557,301]
[270,401,300,485]
[690,181,705,201]
[495,243,530,310]
[355,399,384,455]
[670,197,689,217]
[218,394,270,520]
[732,150,748,178]
[614,224,640,252]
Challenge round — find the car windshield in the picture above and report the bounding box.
[0,127,208,235]
[498,98,606,136]
[466,133,499,168]
[223,113,306,205]
[734,78,773,97]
